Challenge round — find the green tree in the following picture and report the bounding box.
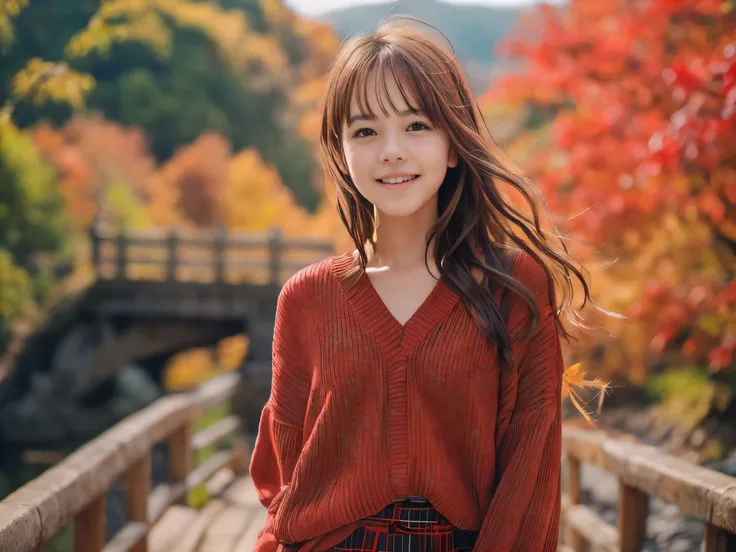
[0,122,66,267]
[0,0,320,212]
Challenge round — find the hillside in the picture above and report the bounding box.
[317,0,522,93]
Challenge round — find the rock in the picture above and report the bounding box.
[49,322,97,392]
[110,365,162,418]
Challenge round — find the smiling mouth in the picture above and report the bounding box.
[376,175,419,184]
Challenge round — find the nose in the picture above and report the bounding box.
[379,133,406,164]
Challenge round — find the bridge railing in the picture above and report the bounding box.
[4,374,736,552]
[0,372,244,552]
[561,426,736,552]
[89,223,334,284]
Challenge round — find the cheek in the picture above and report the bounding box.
[344,147,375,182]
[426,137,452,166]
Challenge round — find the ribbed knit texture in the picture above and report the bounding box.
[249,249,563,552]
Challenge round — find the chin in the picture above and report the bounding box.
[373,197,435,219]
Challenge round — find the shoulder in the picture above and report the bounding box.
[509,248,550,298]
[504,248,558,325]
[278,253,343,305]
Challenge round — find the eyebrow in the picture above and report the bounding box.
[347,108,425,127]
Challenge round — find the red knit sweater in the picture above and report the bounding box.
[249,249,563,551]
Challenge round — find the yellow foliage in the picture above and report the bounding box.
[261,0,293,27]
[164,336,248,391]
[224,148,311,233]
[11,59,95,110]
[217,335,248,372]
[164,348,212,391]
[67,4,172,58]
[0,0,28,46]
[562,362,611,425]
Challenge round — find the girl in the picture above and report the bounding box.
[250,17,608,552]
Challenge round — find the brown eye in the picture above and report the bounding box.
[408,122,429,131]
[355,128,375,138]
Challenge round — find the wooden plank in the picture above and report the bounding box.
[603,440,736,533]
[565,456,584,551]
[563,427,607,466]
[204,468,236,498]
[187,451,233,491]
[169,423,193,507]
[221,476,261,509]
[6,444,122,542]
[565,504,619,552]
[0,501,43,550]
[126,453,150,552]
[171,499,228,552]
[148,483,187,526]
[149,506,198,552]
[192,416,240,452]
[74,494,106,552]
[198,507,252,552]
[102,522,147,552]
[232,507,268,552]
[703,523,735,552]
[192,374,240,412]
[619,483,648,552]
[560,492,570,548]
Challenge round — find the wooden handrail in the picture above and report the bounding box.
[0,373,244,552]
[560,425,736,552]
[5,375,734,552]
[89,224,334,284]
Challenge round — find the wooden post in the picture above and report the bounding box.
[267,226,282,285]
[619,482,649,552]
[166,228,178,282]
[704,523,735,552]
[126,452,151,552]
[116,226,128,280]
[89,218,101,279]
[566,455,585,551]
[214,223,227,283]
[169,422,193,506]
[74,494,106,552]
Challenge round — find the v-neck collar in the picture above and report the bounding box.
[332,252,461,357]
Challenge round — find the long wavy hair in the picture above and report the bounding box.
[319,17,621,384]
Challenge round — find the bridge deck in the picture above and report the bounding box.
[150,471,265,552]
[150,470,576,552]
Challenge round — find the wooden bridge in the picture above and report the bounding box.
[0,369,735,552]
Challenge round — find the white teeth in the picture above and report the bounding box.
[380,175,417,184]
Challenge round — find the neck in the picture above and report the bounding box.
[367,198,438,271]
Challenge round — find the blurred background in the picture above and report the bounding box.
[0,0,733,550]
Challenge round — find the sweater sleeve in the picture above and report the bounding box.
[249,279,312,551]
[474,255,564,552]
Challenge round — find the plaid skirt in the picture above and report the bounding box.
[286,497,479,552]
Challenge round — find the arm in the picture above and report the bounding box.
[474,256,564,552]
[249,279,312,550]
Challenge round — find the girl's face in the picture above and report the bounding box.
[341,70,458,219]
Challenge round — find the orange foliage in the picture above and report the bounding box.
[31,115,156,227]
[149,133,230,228]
